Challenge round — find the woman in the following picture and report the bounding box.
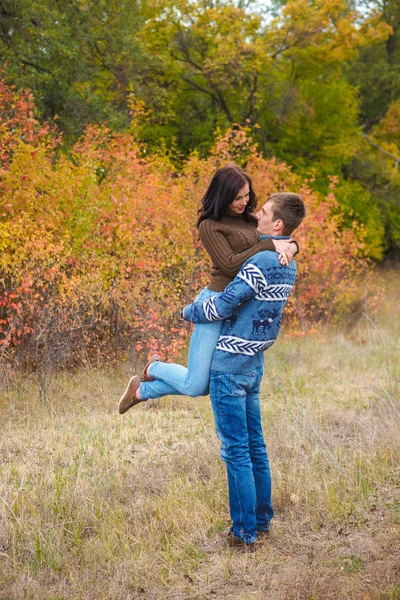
[118,165,298,413]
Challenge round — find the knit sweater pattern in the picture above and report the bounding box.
[198,209,276,292]
[183,248,296,374]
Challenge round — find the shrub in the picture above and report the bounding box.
[0,81,378,371]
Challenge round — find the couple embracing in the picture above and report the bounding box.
[119,165,306,551]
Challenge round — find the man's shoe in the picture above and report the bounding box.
[200,531,256,554]
[227,531,256,552]
[118,376,142,414]
[142,354,161,381]
[257,529,270,539]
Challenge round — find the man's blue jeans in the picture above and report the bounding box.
[140,288,223,400]
[210,366,273,543]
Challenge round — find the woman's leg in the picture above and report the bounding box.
[139,288,222,400]
[140,320,222,399]
[139,378,184,400]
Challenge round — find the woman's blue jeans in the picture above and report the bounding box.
[139,288,223,400]
[209,366,273,543]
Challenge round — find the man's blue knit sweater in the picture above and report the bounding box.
[183,248,297,374]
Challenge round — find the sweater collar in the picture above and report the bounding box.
[259,234,291,240]
[224,207,244,218]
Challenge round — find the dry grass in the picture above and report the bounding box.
[0,276,399,599]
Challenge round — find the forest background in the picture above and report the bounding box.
[1,0,400,373]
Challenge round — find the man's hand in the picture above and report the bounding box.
[273,238,291,254]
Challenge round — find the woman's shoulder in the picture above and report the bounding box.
[198,218,224,233]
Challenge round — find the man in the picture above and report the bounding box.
[182,192,306,551]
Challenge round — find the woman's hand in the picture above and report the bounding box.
[273,239,298,266]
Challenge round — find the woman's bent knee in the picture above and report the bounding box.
[184,380,209,397]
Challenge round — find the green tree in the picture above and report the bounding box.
[348,0,400,127]
[0,0,147,139]
[340,1,400,254]
[141,0,388,166]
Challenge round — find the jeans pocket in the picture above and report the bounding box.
[242,370,256,378]
[229,374,247,397]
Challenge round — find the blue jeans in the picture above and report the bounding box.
[140,288,223,400]
[209,366,273,544]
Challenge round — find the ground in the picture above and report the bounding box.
[0,281,399,599]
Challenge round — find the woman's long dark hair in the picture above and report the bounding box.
[197,165,258,227]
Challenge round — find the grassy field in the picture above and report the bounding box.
[0,278,399,599]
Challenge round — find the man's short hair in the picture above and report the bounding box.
[268,192,306,235]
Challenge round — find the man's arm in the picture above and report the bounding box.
[182,261,266,324]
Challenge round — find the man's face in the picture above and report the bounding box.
[256,201,278,235]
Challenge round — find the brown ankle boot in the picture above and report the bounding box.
[118,376,142,414]
[142,354,161,381]
[257,529,270,539]
[200,530,256,554]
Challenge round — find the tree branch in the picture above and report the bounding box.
[362,133,400,162]
[213,86,234,122]
[362,132,400,189]
[173,32,205,72]
[21,60,52,74]
[181,75,233,122]
[243,73,258,122]
[90,42,126,84]
[170,50,203,72]
[172,25,234,121]
[181,75,218,100]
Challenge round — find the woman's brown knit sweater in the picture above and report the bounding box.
[198,209,276,292]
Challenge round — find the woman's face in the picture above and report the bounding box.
[228,182,250,215]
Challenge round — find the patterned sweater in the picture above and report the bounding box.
[183,243,296,374]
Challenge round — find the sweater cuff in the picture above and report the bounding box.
[291,240,300,256]
[181,305,191,321]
